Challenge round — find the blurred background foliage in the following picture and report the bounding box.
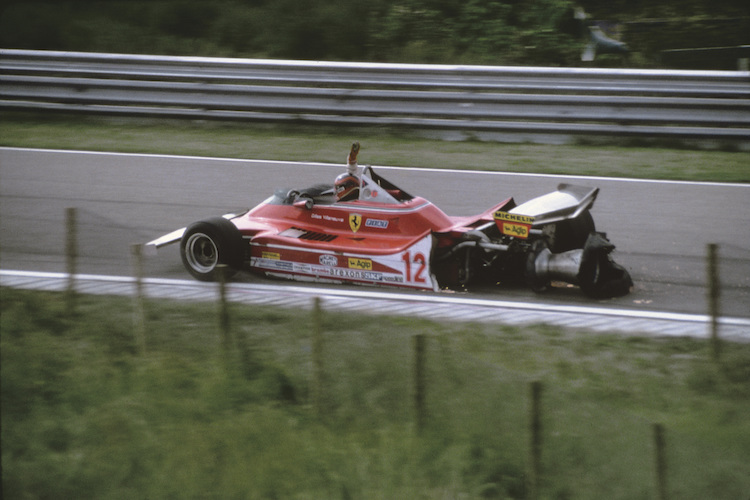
[0,0,748,68]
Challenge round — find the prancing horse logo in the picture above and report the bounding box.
[349,213,362,233]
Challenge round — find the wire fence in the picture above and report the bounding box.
[3,205,748,498]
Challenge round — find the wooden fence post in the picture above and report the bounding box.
[65,207,78,314]
[217,265,231,357]
[312,297,323,416]
[413,333,426,433]
[528,380,543,500]
[131,243,146,355]
[653,423,668,500]
[706,243,721,362]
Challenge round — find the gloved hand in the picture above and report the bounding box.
[348,141,360,165]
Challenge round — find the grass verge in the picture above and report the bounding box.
[2,112,749,183]
[2,287,749,499]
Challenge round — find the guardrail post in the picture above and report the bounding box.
[65,207,78,315]
[707,243,720,362]
[131,243,146,355]
[528,380,543,500]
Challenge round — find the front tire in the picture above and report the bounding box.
[180,217,243,281]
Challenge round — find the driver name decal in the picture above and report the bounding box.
[312,213,344,223]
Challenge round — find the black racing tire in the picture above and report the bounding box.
[180,217,244,282]
[551,209,595,253]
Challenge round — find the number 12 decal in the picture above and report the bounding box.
[402,251,427,283]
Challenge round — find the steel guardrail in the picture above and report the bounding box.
[2,49,749,145]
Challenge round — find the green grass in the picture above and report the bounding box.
[2,113,749,183]
[2,287,749,499]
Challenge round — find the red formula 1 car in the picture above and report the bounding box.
[147,145,632,298]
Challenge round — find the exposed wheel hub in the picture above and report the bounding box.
[184,232,218,273]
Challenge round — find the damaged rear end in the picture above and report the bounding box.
[442,183,632,298]
[507,183,632,298]
[526,232,633,299]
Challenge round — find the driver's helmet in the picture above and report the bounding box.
[334,173,360,201]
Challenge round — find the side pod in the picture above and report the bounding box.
[527,232,633,298]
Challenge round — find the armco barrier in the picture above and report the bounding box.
[1,49,749,146]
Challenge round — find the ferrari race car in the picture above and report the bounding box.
[147,146,632,298]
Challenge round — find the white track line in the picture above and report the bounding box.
[3,147,748,188]
[2,269,749,341]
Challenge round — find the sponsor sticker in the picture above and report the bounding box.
[502,222,530,238]
[272,260,293,271]
[293,263,312,273]
[262,251,281,260]
[493,211,535,239]
[348,257,372,270]
[365,218,389,229]
[331,268,383,281]
[319,254,338,267]
[253,255,293,271]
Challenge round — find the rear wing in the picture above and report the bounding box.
[508,184,598,226]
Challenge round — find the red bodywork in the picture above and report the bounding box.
[149,163,632,298]
[235,191,513,290]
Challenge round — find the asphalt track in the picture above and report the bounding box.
[1,147,749,322]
